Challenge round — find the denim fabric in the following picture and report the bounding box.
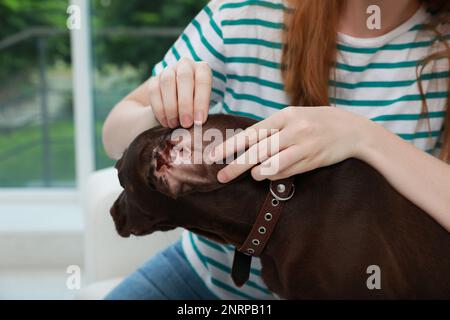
[105,240,218,300]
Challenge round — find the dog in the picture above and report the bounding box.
[110,114,450,299]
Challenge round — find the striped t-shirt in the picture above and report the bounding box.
[151,0,448,299]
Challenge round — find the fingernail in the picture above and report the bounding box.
[194,111,204,125]
[217,171,228,183]
[169,118,179,128]
[181,113,192,128]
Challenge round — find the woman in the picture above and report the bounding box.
[102,0,450,299]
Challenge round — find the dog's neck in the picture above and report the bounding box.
[174,177,269,248]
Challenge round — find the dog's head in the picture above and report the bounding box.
[110,114,256,237]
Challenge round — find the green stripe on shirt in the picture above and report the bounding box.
[398,130,441,140]
[191,19,225,62]
[337,35,450,54]
[226,71,448,92]
[171,46,181,60]
[225,87,287,109]
[331,71,450,89]
[371,111,446,121]
[197,236,227,253]
[224,37,283,49]
[223,102,265,121]
[220,0,288,11]
[336,60,419,72]
[214,35,449,54]
[204,6,223,39]
[227,73,285,90]
[180,33,227,83]
[222,18,285,29]
[226,56,282,69]
[331,91,448,106]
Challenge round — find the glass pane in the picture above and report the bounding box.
[90,0,207,169]
[0,1,75,187]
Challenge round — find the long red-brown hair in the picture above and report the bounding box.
[282,0,450,162]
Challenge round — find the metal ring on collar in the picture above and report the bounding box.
[270,183,295,201]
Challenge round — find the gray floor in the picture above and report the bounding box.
[0,202,83,300]
[0,268,77,300]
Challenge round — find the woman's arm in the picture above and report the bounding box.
[358,120,450,232]
[102,80,157,160]
[212,107,450,232]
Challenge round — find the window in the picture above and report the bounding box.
[0,0,206,189]
[0,1,74,188]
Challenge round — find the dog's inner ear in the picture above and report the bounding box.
[154,140,175,174]
[147,136,222,199]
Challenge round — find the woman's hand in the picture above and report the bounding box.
[211,106,372,182]
[148,57,212,128]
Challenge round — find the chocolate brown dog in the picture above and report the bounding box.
[111,114,450,299]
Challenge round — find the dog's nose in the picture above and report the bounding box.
[110,197,131,237]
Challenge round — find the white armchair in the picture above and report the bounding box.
[75,167,182,299]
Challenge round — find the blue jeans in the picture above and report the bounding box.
[105,240,218,300]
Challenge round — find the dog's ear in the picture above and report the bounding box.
[114,159,121,170]
[114,148,128,171]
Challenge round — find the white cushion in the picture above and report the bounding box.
[73,278,123,300]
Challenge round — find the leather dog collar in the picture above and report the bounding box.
[232,177,295,287]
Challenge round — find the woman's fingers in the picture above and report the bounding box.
[251,140,322,181]
[176,58,195,128]
[211,110,286,162]
[148,76,167,127]
[159,66,179,128]
[255,158,318,181]
[212,125,259,163]
[217,131,288,183]
[149,58,212,129]
[193,61,212,125]
[251,145,304,181]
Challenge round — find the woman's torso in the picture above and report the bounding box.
[151,0,448,299]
